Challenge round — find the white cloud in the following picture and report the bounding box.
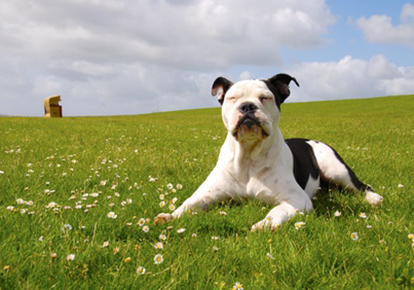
[0,0,336,116]
[286,55,414,103]
[355,3,414,46]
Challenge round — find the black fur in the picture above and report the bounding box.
[285,138,320,190]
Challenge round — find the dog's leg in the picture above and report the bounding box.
[251,193,313,231]
[154,171,231,224]
[309,141,383,205]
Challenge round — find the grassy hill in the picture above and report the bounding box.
[0,95,413,288]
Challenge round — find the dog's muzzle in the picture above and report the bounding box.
[232,102,269,139]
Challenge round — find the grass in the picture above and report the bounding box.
[0,95,413,289]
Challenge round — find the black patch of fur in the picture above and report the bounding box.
[285,138,320,190]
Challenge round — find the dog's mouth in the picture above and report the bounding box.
[232,114,269,139]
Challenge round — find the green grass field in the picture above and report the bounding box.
[1,95,413,289]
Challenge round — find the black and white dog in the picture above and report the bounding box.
[155,74,383,231]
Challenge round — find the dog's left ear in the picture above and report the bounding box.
[211,77,233,105]
[268,73,300,103]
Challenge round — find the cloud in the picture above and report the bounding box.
[285,55,414,103]
[0,0,335,116]
[355,3,414,46]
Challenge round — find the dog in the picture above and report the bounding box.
[155,73,383,231]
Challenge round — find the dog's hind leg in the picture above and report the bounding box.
[307,140,383,205]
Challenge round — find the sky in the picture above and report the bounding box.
[0,0,413,116]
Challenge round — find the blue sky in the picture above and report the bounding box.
[0,0,413,116]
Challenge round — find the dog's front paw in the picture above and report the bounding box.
[251,217,282,232]
[366,190,383,206]
[154,213,173,225]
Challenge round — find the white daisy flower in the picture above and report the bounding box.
[351,232,359,241]
[154,242,164,250]
[294,222,306,230]
[16,198,25,205]
[154,254,164,265]
[107,211,117,219]
[138,218,146,227]
[159,234,167,241]
[136,266,146,275]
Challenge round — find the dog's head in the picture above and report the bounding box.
[211,74,299,142]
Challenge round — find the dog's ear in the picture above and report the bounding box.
[211,77,233,105]
[268,73,300,103]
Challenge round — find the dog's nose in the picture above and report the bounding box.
[239,102,258,113]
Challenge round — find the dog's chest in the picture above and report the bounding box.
[229,162,282,203]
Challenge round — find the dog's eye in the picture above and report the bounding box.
[227,96,237,101]
[260,96,272,102]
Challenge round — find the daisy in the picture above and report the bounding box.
[169,204,176,211]
[408,233,414,240]
[143,225,150,233]
[294,222,306,230]
[154,242,164,250]
[136,266,146,275]
[159,233,167,240]
[16,198,25,205]
[154,254,164,265]
[6,206,14,211]
[113,247,120,254]
[359,212,367,219]
[177,228,186,234]
[62,224,73,231]
[66,254,75,261]
[124,257,131,263]
[334,210,342,217]
[103,241,110,248]
[138,218,146,227]
[107,211,117,219]
[176,184,183,190]
[233,282,243,289]
[351,232,359,241]
[167,183,174,190]
[159,201,166,207]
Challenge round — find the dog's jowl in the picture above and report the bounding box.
[155,73,383,231]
